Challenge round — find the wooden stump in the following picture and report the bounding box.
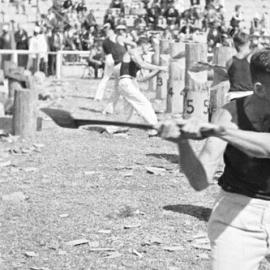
[166,42,185,113]
[184,43,209,120]
[156,54,170,99]
[160,39,170,55]
[148,38,160,92]
[12,88,35,138]
[167,60,185,113]
[212,46,235,86]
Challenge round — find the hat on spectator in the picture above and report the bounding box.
[103,23,111,29]
[34,26,41,33]
[2,24,9,32]
[116,25,126,30]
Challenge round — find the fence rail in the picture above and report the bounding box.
[0,49,90,79]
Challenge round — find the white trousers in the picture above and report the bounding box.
[94,57,120,101]
[118,78,158,126]
[208,190,270,270]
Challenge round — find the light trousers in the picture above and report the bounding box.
[208,190,270,270]
[118,78,158,126]
[94,57,120,101]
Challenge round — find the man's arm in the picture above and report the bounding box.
[136,69,160,82]
[158,109,230,191]
[131,50,166,71]
[216,128,270,158]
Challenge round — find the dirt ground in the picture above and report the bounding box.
[0,77,269,270]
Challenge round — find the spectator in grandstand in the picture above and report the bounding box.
[27,26,41,73]
[75,0,87,13]
[163,4,180,27]
[104,9,115,30]
[134,15,147,32]
[230,4,244,35]
[84,9,97,29]
[63,0,73,11]
[15,24,29,67]
[15,0,26,15]
[146,6,160,30]
[110,0,125,13]
[87,41,105,79]
[48,27,63,76]
[0,24,12,69]
[80,24,91,51]
[161,26,173,40]
[157,15,167,29]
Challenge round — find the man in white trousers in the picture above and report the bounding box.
[116,37,167,135]
[94,23,126,114]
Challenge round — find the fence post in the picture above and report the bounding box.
[56,51,62,79]
[183,43,209,121]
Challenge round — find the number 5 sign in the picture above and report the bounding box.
[184,70,210,121]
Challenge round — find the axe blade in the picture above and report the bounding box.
[41,108,78,128]
[41,107,154,130]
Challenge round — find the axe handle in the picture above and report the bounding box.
[75,119,217,138]
[75,119,154,130]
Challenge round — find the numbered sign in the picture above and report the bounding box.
[156,54,170,99]
[184,70,209,121]
[167,60,185,114]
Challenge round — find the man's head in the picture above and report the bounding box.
[137,37,151,54]
[233,31,250,52]
[250,49,270,101]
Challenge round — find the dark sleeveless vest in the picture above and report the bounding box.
[120,59,141,78]
[227,56,253,92]
[219,97,270,200]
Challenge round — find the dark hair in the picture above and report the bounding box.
[137,37,149,46]
[250,49,270,82]
[233,31,250,51]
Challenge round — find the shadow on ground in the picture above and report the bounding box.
[163,204,212,222]
[146,153,179,164]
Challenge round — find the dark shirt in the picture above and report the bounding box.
[219,97,270,200]
[15,30,28,50]
[120,59,141,78]
[102,38,125,65]
[228,56,254,92]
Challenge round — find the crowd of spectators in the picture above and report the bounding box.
[0,0,270,77]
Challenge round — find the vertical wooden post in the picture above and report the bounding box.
[160,39,170,55]
[156,54,170,99]
[56,51,62,79]
[167,42,185,114]
[156,39,170,99]
[209,46,236,116]
[212,46,235,86]
[184,43,209,121]
[148,38,160,92]
[12,88,35,138]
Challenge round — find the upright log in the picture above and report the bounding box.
[148,38,160,92]
[166,42,185,113]
[167,60,185,113]
[156,54,170,99]
[160,39,170,55]
[212,46,235,86]
[210,46,236,116]
[156,39,170,99]
[184,43,209,120]
[12,88,35,138]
